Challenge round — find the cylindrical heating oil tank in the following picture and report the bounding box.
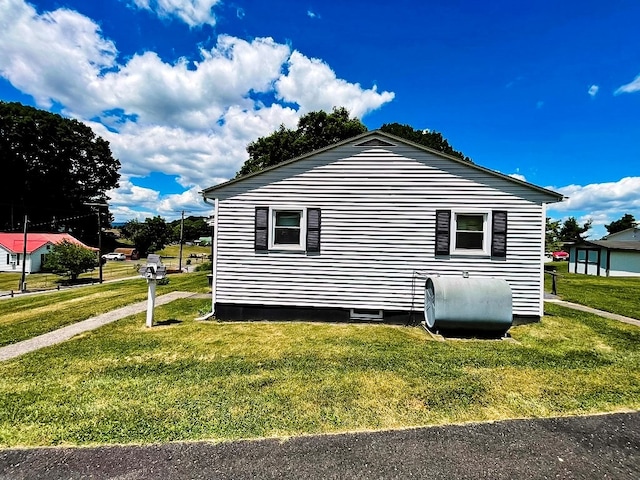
[424,276,512,332]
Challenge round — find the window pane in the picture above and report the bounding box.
[457,214,483,231]
[276,211,301,227]
[275,228,300,244]
[456,232,483,250]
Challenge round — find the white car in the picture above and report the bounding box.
[102,252,126,261]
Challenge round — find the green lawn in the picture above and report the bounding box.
[0,300,638,447]
[0,261,142,292]
[545,261,640,319]
[0,271,210,347]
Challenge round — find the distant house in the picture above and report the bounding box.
[569,227,640,277]
[0,233,98,274]
[202,130,563,324]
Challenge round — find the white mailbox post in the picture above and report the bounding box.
[139,254,167,327]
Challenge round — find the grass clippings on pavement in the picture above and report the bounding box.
[0,300,638,448]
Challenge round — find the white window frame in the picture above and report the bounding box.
[450,210,490,256]
[268,206,307,251]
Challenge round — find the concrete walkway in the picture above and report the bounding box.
[545,298,640,327]
[0,291,195,362]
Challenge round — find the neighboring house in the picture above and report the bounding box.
[202,131,563,323]
[604,227,640,242]
[114,247,140,260]
[0,233,98,274]
[568,228,640,277]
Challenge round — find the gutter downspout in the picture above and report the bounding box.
[196,195,218,320]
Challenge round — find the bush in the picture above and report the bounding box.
[195,261,212,272]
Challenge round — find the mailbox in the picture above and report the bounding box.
[139,254,167,280]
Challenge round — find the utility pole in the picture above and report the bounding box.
[84,202,108,283]
[178,210,185,272]
[19,215,28,292]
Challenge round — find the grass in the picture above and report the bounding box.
[545,261,640,319]
[156,244,211,270]
[0,300,638,447]
[0,261,141,292]
[0,271,210,347]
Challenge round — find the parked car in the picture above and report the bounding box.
[552,251,569,261]
[102,252,126,261]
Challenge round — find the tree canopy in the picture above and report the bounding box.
[235,108,472,177]
[121,216,172,256]
[559,217,592,243]
[545,217,562,252]
[237,107,367,177]
[379,123,472,162]
[0,102,120,244]
[605,214,636,235]
[42,240,98,281]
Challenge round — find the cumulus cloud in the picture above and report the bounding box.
[546,177,640,238]
[0,0,117,109]
[130,0,221,27]
[0,0,395,221]
[275,51,394,117]
[588,84,599,97]
[615,74,640,95]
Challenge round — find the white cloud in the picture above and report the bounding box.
[130,0,221,27]
[0,1,396,220]
[0,0,117,109]
[546,177,640,239]
[615,74,640,95]
[275,51,395,117]
[307,10,319,19]
[588,84,599,97]
[509,173,527,182]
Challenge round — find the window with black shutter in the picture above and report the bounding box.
[491,210,508,258]
[435,210,451,256]
[254,207,269,250]
[306,208,321,252]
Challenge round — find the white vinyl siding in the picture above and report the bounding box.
[208,140,558,318]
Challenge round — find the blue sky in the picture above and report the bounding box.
[1,0,639,238]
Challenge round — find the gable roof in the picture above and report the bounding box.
[202,130,564,202]
[0,233,97,254]
[604,227,640,240]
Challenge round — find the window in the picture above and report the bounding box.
[255,206,321,252]
[435,210,507,258]
[273,210,303,247]
[454,213,486,251]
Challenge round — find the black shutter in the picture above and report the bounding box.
[435,210,451,256]
[306,208,321,253]
[254,207,269,251]
[491,210,507,258]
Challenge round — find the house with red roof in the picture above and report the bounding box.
[0,233,98,274]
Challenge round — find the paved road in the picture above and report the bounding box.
[1,412,638,479]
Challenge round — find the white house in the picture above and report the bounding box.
[568,227,640,277]
[202,131,563,323]
[0,233,97,274]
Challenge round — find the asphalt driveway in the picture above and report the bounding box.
[1,411,638,479]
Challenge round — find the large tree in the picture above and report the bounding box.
[0,102,120,244]
[235,108,471,177]
[236,107,367,177]
[605,214,636,235]
[379,123,472,162]
[559,217,592,243]
[545,217,562,252]
[121,216,172,256]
